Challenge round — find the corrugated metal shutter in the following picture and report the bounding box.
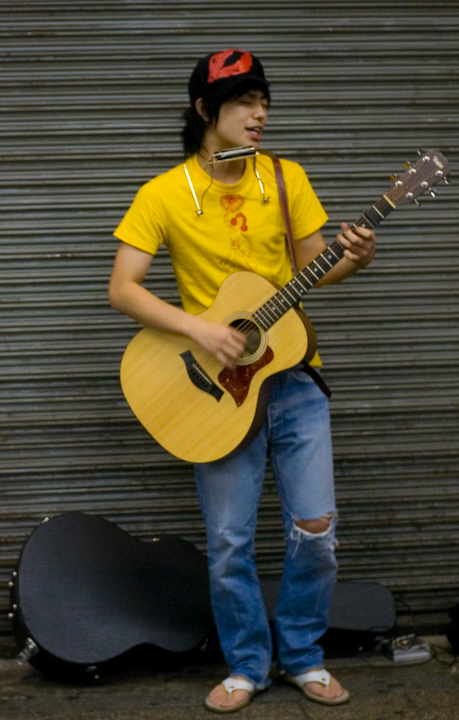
[1,1,458,636]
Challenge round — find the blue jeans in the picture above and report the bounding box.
[194,368,338,689]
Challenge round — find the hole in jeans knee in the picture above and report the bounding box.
[295,515,332,534]
[290,513,338,553]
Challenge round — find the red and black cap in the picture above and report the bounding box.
[188,49,270,105]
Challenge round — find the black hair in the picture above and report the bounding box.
[181,96,222,158]
[181,80,270,158]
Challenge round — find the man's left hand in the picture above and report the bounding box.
[337,222,376,268]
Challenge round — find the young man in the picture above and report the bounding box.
[109,49,376,712]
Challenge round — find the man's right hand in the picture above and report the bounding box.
[109,244,246,369]
[188,316,246,369]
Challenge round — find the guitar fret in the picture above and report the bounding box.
[320,252,334,268]
[275,290,290,307]
[282,284,302,303]
[254,306,272,328]
[312,260,327,277]
[257,316,270,331]
[313,258,330,275]
[375,196,394,217]
[300,272,314,288]
[354,197,394,230]
[269,296,285,317]
[304,268,318,286]
[290,278,307,297]
[361,208,380,229]
[294,274,312,293]
[277,287,298,309]
[327,244,342,261]
[263,301,281,323]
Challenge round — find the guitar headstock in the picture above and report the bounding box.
[387,149,450,207]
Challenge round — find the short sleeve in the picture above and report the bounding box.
[113,180,167,256]
[280,160,328,240]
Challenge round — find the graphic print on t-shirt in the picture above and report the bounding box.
[219,194,259,274]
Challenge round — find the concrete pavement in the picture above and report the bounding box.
[0,636,458,720]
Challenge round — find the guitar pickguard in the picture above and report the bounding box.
[218,346,274,407]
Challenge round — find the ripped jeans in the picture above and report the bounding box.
[194,368,338,689]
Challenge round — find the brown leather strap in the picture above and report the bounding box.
[259,149,298,273]
[260,149,332,399]
[299,363,332,398]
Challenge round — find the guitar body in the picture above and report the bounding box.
[121,271,311,464]
[10,513,213,679]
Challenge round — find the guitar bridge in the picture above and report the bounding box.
[180,351,224,402]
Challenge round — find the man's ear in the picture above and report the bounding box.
[195,98,210,123]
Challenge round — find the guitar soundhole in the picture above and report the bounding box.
[230,318,262,358]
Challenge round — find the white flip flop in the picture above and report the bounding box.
[204,677,256,713]
[285,668,350,705]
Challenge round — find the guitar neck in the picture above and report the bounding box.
[253,193,395,331]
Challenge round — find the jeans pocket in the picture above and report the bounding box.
[290,368,316,384]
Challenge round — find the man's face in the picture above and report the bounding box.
[211,88,268,150]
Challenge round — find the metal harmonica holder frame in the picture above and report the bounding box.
[209,146,268,203]
[184,146,268,215]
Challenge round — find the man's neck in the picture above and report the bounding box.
[197,147,246,185]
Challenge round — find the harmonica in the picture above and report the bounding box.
[210,146,258,163]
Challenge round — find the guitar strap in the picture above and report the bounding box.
[259,149,299,273]
[260,149,332,399]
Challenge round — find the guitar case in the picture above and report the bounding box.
[9,512,214,680]
[261,578,396,652]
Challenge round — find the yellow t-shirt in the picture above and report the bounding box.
[114,153,328,365]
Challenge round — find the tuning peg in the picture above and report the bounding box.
[390,173,398,181]
[404,161,417,174]
[413,198,420,206]
[444,176,452,185]
[429,188,437,197]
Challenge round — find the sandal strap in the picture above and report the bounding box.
[294,669,330,688]
[222,677,255,696]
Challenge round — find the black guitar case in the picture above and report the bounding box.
[261,577,396,652]
[10,512,214,679]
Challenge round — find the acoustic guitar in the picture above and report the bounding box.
[120,150,450,464]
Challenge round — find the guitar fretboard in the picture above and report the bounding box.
[253,194,394,331]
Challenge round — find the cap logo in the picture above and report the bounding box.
[208,50,253,83]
